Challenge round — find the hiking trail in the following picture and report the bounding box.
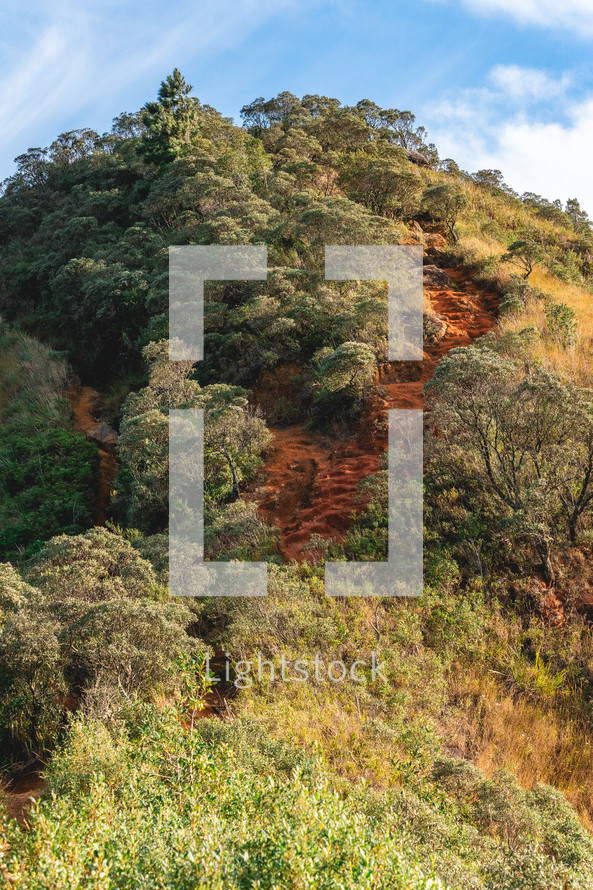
[249,257,499,561]
[67,384,118,526]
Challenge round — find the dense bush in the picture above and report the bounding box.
[1,711,449,889]
[25,527,160,602]
[115,341,272,530]
[0,323,98,561]
[4,708,593,888]
[0,530,203,756]
[0,429,97,560]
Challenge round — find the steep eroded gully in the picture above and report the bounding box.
[249,260,499,562]
[67,384,118,526]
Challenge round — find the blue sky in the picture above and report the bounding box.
[3,0,593,211]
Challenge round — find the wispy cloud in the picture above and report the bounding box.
[488,65,572,102]
[425,65,593,213]
[429,0,593,37]
[0,0,317,179]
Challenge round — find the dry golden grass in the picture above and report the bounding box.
[449,199,593,385]
[499,301,593,385]
[447,665,593,830]
[237,645,593,829]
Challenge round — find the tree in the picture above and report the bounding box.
[355,100,429,152]
[48,129,99,166]
[140,69,203,165]
[0,606,65,753]
[25,528,159,603]
[117,409,170,531]
[422,184,467,243]
[281,196,396,270]
[202,386,271,501]
[472,169,516,196]
[117,341,271,524]
[240,92,305,136]
[427,345,593,584]
[111,111,146,139]
[312,341,376,427]
[10,147,49,188]
[306,106,369,153]
[338,151,420,219]
[314,341,376,395]
[521,193,567,226]
[50,257,149,370]
[66,599,199,695]
[204,499,278,560]
[565,198,591,235]
[502,238,545,279]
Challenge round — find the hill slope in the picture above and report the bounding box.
[3,72,593,887]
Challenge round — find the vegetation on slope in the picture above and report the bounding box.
[0,323,97,560]
[3,70,593,886]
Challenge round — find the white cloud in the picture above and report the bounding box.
[488,65,572,102]
[450,0,593,37]
[425,66,593,214]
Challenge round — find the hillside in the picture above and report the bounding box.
[2,71,593,887]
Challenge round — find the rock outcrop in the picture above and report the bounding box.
[423,312,448,343]
[423,265,451,289]
[404,149,430,167]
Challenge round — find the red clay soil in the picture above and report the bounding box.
[2,772,45,825]
[251,264,499,561]
[67,385,118,526]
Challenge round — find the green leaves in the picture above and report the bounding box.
[427,344,593,581]
[0,429,97,561]
[422,184,467,243]
[502,237,546,279]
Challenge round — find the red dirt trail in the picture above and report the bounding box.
[67,385,118,526]
[251,263,499,561]
[2,772,45,825]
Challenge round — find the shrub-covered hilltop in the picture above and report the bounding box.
[4,70,593,887]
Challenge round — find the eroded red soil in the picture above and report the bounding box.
[1,771,45,825]
[67,385,118,526]
[251,263,499,561]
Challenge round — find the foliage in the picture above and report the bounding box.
[25,527,160,603]
[4,72,593,888]
[502,238,545,279]
[498,275,544,316]
[1,712,450,889]
[544,299,579,349]
[204,500,278,560]
[115,341,271,529]
[422,183,467,242]
[312,340,376,427]
[0,529,203,756]
[427,344,593,581]
[0,323,97,561]
[0,429,97,561]
[0,603,64,755]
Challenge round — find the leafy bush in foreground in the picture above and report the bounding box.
[3,709,593,889]
[1,711,445,890]
[0,530,203,756]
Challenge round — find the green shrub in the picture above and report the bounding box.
[1,711,446,889]
[25,527,160,603]
[0,429,97,561]
[0,601,65,755]
[544,299,578,348]
[499,274,543,316]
